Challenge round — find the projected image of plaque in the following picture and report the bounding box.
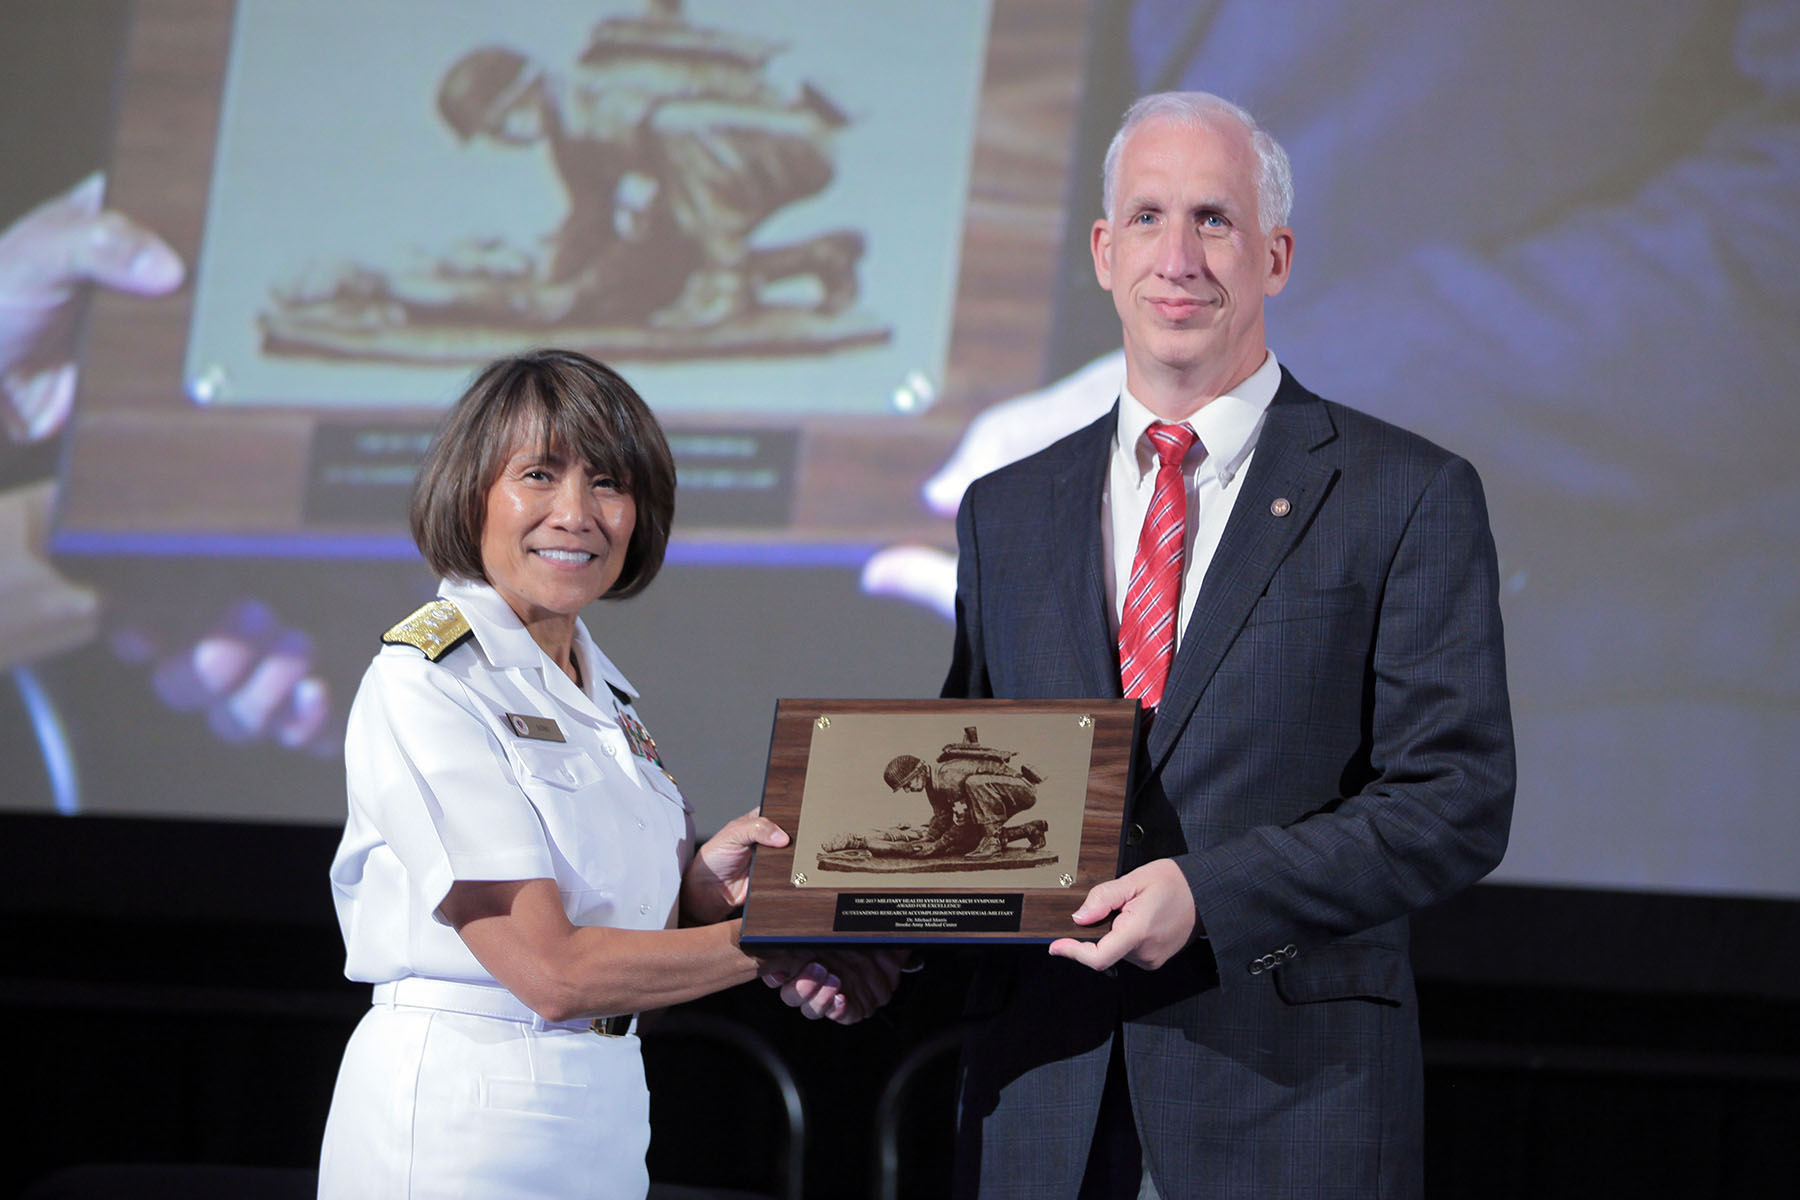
[61,0,1083,559]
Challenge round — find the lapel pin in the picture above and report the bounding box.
[1270,497,1292,517]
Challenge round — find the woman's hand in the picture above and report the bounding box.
[680,809,788,926]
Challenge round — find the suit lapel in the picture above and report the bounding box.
[1146,372,1339,772]
[1049,407,1124,700]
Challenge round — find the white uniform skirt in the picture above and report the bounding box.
[317,1002,650,1199]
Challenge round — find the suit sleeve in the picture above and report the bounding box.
[1175,455,1516,987]
[941,486,994,701]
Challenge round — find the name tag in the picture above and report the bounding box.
[504,712,566,742]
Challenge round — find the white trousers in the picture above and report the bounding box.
[317,1002,650,1199]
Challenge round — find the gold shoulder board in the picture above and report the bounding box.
[382,599,472,662]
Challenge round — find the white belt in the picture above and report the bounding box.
[372,977,635,1037]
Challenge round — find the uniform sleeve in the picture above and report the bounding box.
[343,651,555,922]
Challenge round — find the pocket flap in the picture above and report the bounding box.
[639,764,692,811]
[512,742,604,791]
[1244,582,1363,627]
[1271,941,1406,1007]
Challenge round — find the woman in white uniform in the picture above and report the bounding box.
[318,349,895,1198]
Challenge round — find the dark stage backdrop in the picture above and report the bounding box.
[3,0,1797,905]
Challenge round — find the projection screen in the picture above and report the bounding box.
[2,0,1795,902]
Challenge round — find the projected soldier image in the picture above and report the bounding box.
[260,0,886,364]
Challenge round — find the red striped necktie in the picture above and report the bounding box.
[1119,421,1199,708]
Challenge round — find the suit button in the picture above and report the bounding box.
[1247,960,1264,976]
[1282,944,1298,960]
[1126,823,1145,846]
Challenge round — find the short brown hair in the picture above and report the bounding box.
[410,349,676,600]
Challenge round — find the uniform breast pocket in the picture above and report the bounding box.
[637,766,693,856]
[511,742,606,792]
[510,742,617,883]
[639,764,690,813]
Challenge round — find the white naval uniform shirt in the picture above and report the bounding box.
[321,579,690,1199]
[330,576,693,987]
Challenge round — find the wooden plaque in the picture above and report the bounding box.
[740,698,1140,944]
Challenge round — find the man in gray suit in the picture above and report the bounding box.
[941,92,1515,1198]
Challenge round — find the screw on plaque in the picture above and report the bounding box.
[190,363,230,404]
[1078,714,1093,728]
[1059,873,1074,887]
[815,715,831,730]
[792,872,808,886]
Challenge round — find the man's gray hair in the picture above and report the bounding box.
[1100,92,1294,233]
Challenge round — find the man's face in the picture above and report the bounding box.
[1091,116,1293,411]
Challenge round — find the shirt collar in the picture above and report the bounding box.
[438,577,639,701]
[1116,351,1281,487]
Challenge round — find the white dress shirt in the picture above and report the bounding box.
[1103,352,1281,648]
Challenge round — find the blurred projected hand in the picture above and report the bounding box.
[860,353,1124,619]
[0,173,184,442]
[112,599,339,756]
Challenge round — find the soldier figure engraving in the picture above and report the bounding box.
[817,727,1053,872]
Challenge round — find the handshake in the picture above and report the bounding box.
[683,810,911,1026]
[756,947,911,1026]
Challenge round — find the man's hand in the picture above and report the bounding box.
[0,173,184,443]
[681,809,789,926]
[1047,858,1197,972]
